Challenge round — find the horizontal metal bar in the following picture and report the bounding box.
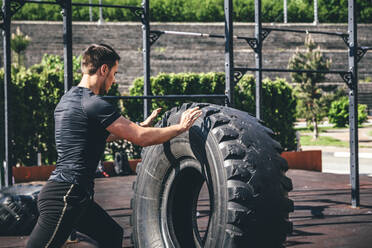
[235,67,349,74]
[22,0,143,10]
[153,30,223,38]
[263,27,347,37]
[72,2,143,10]
[151,30,254,41]
[102,94,227,100]
[16,0,60,5]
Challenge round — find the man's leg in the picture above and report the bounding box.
[75,201,124,248]
[26,181,83,248]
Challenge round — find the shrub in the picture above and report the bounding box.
[122,72,297,156]
[328,96,368,127]
[0,55,79,166]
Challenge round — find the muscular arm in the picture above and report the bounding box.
[106,107,202,147]
[106,108,162,143]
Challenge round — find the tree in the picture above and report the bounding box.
[11,26,31,67]
[288,35,331,139]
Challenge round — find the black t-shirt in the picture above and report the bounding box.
[49,86,121,196]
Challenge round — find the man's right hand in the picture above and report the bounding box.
[178,107,203,132]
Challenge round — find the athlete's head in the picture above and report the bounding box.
[81,44,120,94]
[81,44,120,75]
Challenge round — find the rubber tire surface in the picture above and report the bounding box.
[0,184,42,235]
[131,103,293,248]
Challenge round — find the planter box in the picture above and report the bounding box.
[12,159,143,183]
[281,150,322,172]
[12,165,56,183]
[128,159,141,173]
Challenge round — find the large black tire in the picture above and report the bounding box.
[131,103,293,248]
[0,184,42,235]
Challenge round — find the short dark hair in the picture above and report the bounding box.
[81,44,120,75]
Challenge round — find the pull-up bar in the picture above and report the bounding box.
[262,27,349,46]
[151,30,259,41]
[151,30,225,39]
[235,67,349,74]
[263,27,347,37]
[233,67,352,86]
[150,30,260,51]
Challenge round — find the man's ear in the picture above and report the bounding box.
[99,64,109,76]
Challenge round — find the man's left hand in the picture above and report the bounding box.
[140,108,162,127]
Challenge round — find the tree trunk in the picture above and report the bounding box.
[312,117,318,140]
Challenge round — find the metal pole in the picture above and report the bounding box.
[98,0,104,25]
[142,0,151,119]
[314,0,319,25]
[255,0,262,120]
[224,0,234,107]
[2,0,11,187]
[2,0,12,187]
[284,0,288,23]
[62,0,73,93]
[348,0,359,208]
[89,0,93,22]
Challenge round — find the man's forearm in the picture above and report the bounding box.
[106,107,201,147]
[137,124,184,147]
[107,124,184,146]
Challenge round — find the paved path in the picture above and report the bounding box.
[299,122,372,175]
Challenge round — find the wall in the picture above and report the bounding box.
[1,21,371,95]
[359,84,372,115]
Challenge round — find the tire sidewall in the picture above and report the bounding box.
[133,117,228,247]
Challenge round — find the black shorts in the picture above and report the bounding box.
[26,180,123,248]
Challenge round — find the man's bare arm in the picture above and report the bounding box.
[106,108,162,142]
[106,107,202,147]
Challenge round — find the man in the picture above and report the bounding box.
[26,44,202,248]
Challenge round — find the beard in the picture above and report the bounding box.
[99,78,108,95]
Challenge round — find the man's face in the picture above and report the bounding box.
[99,60,119,95]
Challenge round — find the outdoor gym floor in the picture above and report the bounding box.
[1,169,372,248]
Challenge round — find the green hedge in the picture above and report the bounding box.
[328,96,368,127]
[0,55,121,166]
[3,0,371,23]
[123,73,297,153]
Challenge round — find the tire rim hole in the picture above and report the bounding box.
[167,167,212,247]
[195,181,211,244]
